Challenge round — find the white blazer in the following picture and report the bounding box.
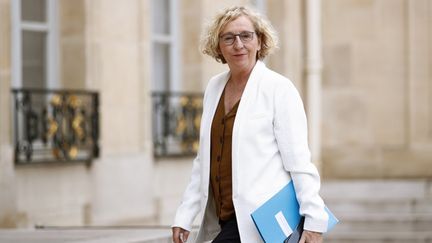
[173,61,328,242]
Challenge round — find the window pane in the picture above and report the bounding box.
[22,0,46,22]
[22,30,46,89]
[152,0,170,35]
[152,43,170,91]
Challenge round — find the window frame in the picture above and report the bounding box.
[150,0,181,92]
[11,0,59,89]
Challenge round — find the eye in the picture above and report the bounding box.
[240,32,253,40]
[240,32,250,38]
[223,35,235,42]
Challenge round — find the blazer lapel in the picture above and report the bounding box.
[207,74,230,121]
[231,61,266,195]
[201,71,230,196]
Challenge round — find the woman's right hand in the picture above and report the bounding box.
[172,227,190,243]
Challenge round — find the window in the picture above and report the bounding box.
[151,0,181,92]
[152,0,201,157]
[9,1,100,164]
[12,0,59,89]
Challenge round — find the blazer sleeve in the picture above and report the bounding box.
[273,80,329,233]
[172,152,202,231]
[172,79,213,231]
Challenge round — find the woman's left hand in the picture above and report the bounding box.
[299,230,323,243]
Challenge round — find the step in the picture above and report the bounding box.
[332,213,432,232]
[324,230,432,243]
[321,180,432,200]
[326,198,432,215]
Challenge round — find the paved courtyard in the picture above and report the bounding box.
[1,180,432,243]
[0,227,176,243]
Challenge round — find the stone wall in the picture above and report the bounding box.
[181,0,203,92]
[59,0,86,89]
[267,0,304,91]
[0,0,17,228]
[321,0,432,178]
[1,0,156,228]
[79,0,155,225]
[1,0,431,229]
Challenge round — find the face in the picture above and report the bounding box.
[218,15,261,73]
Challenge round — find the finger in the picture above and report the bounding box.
[183,231,190,242]
[172,228,181,243]
[298,232,306,243]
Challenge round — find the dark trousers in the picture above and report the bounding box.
[212,216,241,243]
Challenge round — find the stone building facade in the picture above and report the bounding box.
[0,0,431,228]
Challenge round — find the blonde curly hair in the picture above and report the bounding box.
[200,6,279,64]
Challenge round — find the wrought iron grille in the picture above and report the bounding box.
[12,88,99,164]
[152,92,203,157]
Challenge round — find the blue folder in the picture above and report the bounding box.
[251,181,338,243]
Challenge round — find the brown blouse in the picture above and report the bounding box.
[210,89,240,221]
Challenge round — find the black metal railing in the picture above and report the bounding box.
[12,88,99,164]
[152,92,203,157]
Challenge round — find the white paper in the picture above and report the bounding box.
[274,211,293,237]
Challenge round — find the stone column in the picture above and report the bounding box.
[0,0,17,228]
[305,0,322,169]
[84,0,156,225]
[267,0,304,89]
[59,0,86,89]
[182,0,203,92]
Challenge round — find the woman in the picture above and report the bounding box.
[172,6,327,243]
